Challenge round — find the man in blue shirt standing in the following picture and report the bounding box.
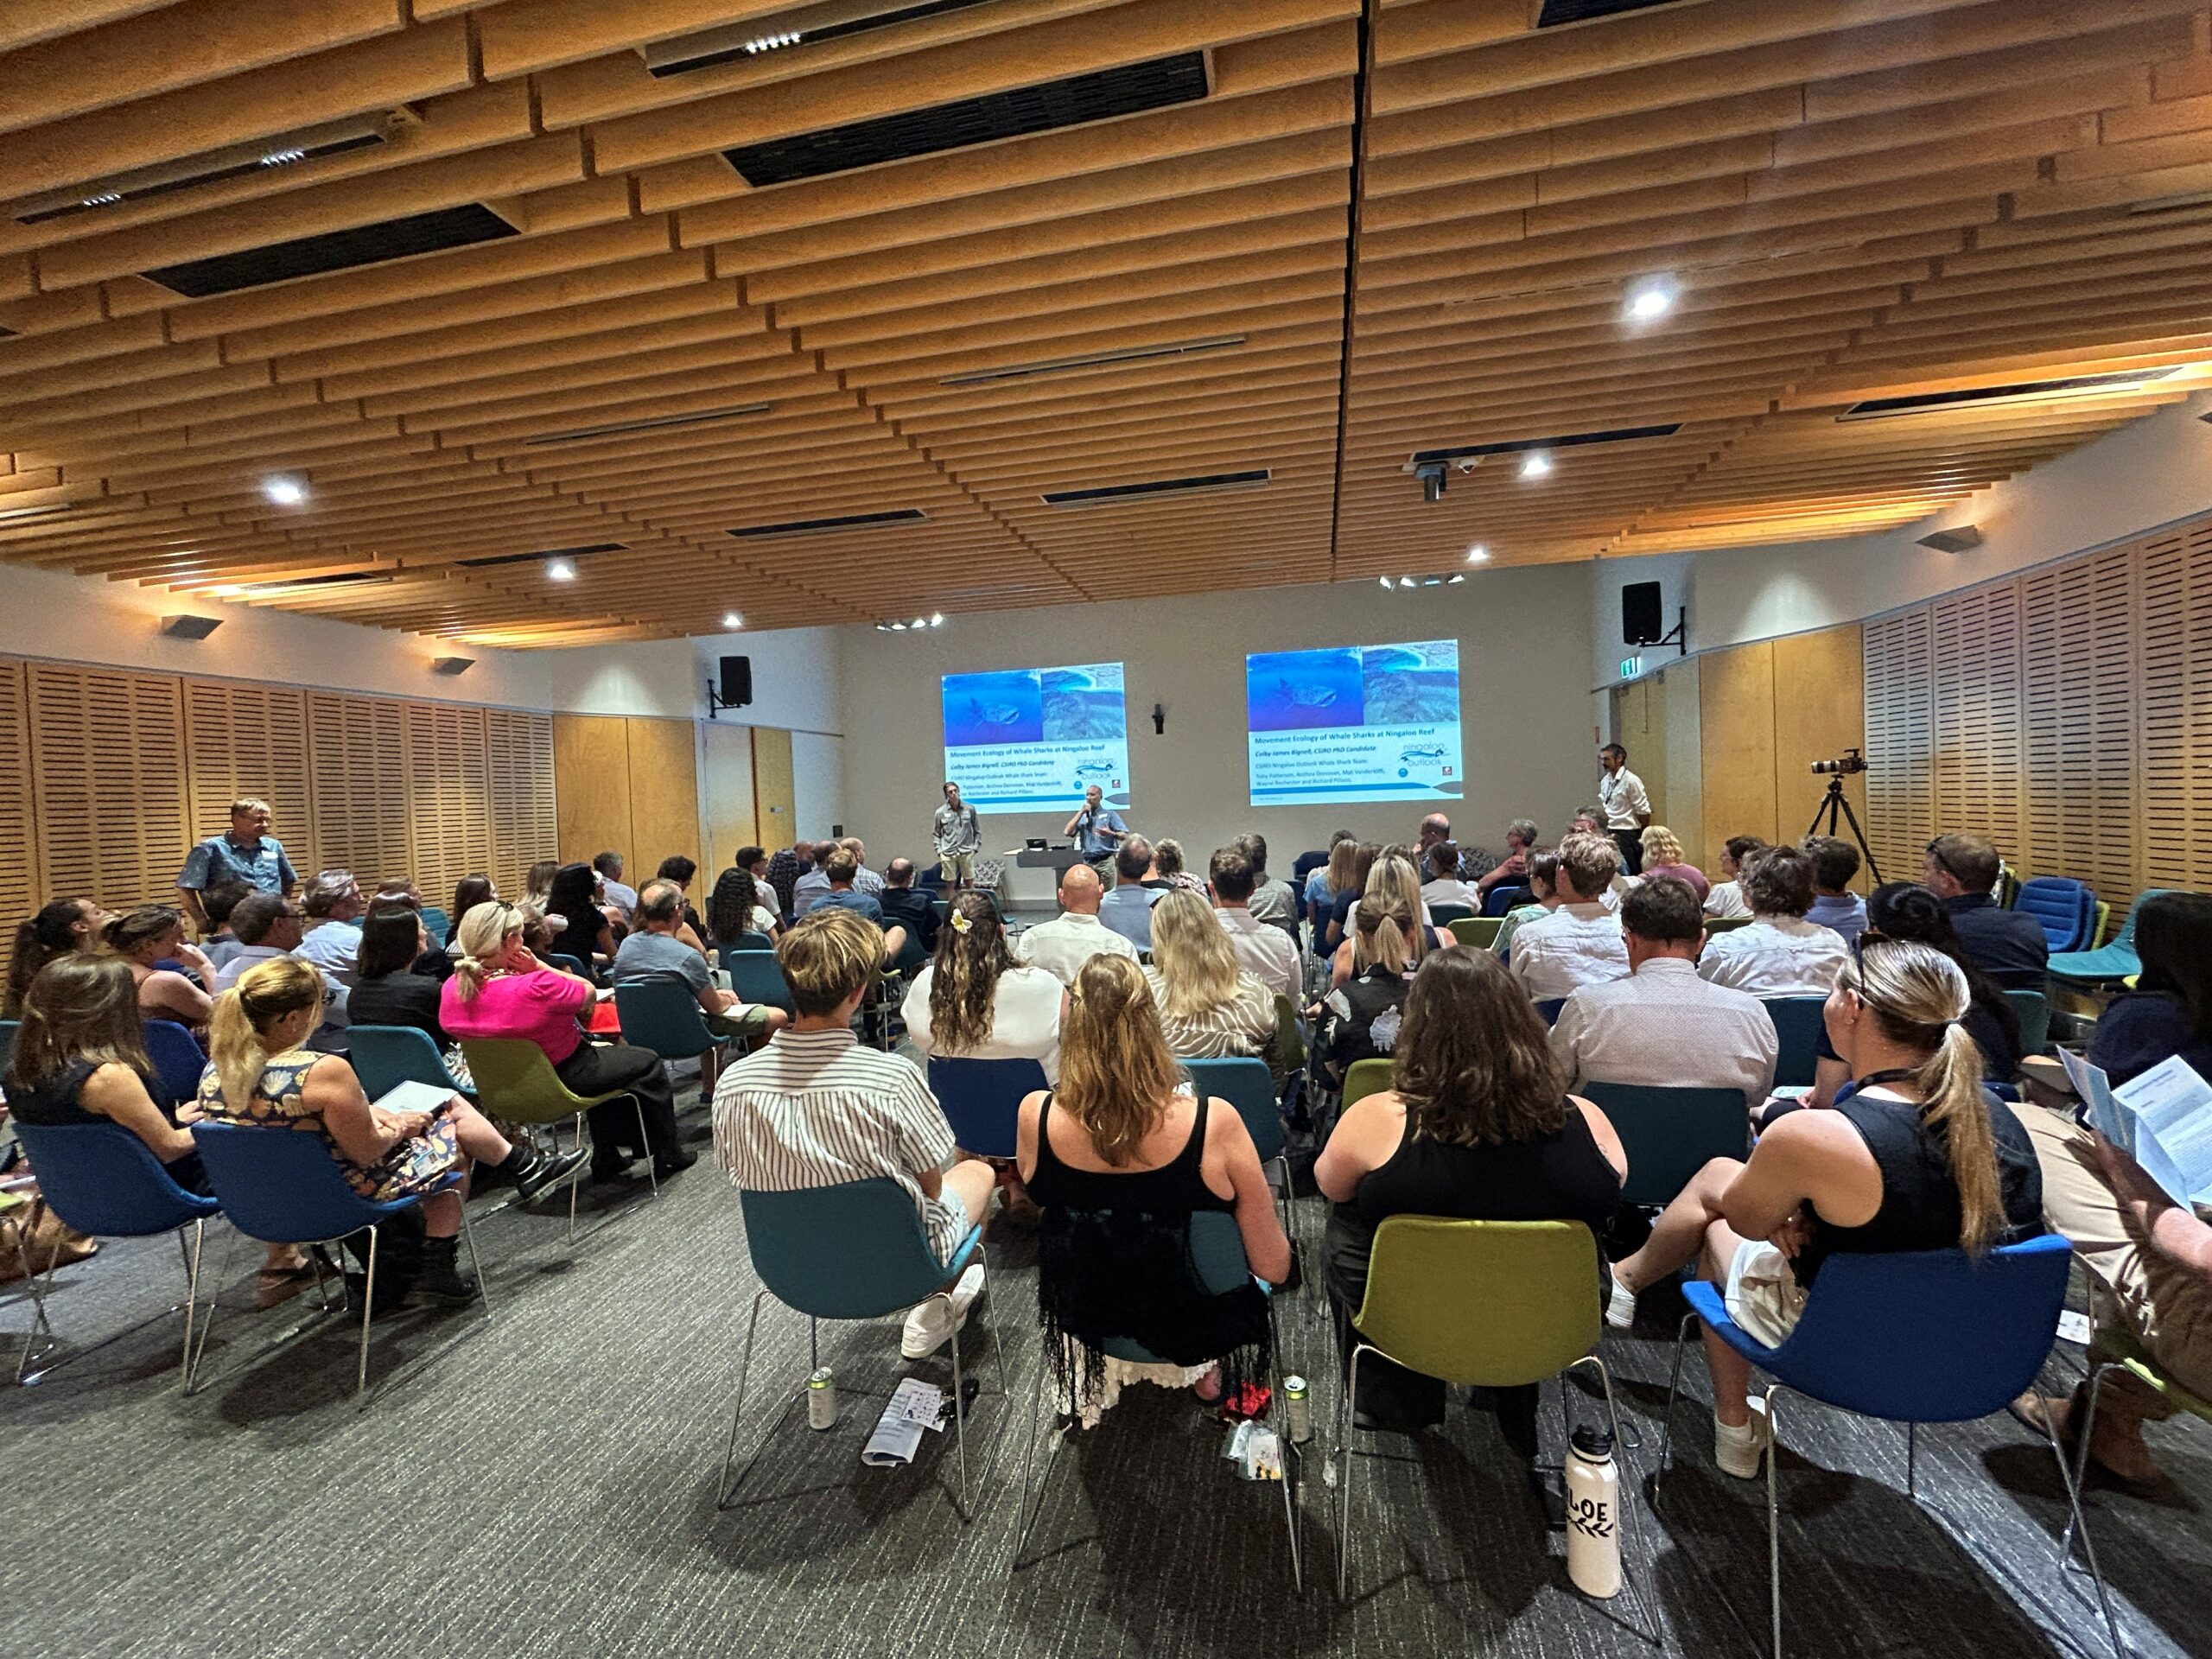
[1064,783,1128,887]
[177,798,296,932]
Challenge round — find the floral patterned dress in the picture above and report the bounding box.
[194,1049,462,1201]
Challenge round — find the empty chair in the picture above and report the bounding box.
[1762,997,1827,1090]
[1427,903,1473,930]
[140,1018,207,1109]
[347,1025,469,1101]
[2050,889,2171,987]
[2004,988,2051,1059]
[726,951,797,1017]
[2012,877,2095,953]
[1579,1082,1748,1209]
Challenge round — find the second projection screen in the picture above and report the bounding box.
[1245,639,1462,806]
[942,662,1128,811]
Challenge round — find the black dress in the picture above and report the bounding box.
[6,1057,209,1194]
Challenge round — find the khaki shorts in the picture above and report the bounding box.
[940,852,976,884]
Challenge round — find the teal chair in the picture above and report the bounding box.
[1579,1082,1748,1208]
[720,933,774,961]
[1427,903,1473,930]
[1335,1218,1641,1605]
[0,1019,17,1081]
[2005,988,2050,1060]
[1183,1057,1296,1265]
[1762,997,1827,1090]
[613,981,724,1064]
[727,952,796,1016]
[348,1026,467,1100]
[417,906,452,948]
[2049,889,2172,986]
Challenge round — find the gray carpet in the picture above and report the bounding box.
[7,1081,2207,1659]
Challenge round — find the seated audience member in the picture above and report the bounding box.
[175,798,296,929]
[1146,889,1283,1079]
[1334,853,1447,989]
[1492,850,1562,961]
[593,851,638,920]
[1307,832,1358,927]
[517,903,560,965]
[1703,835,1767,919]
[2085,890,2212,1087]
[6,897,106,1017]
[1474,819,1540,899]
[1803,836,1869,950]
[7,957,310,1297]
[1019,951,1291,1418]
[1799,884,2022,1109]
[1509,834,1630,1001]
[1552,877,1777,1109]
[1097,837,1164,950]
[441,901,690,1181]
[196,882,254,972]
[1293,835,1341,895]
[876,858,940,958]
[715,907,995,1358]
[613,880,786,1052]
[197,958,582,1302]
[546,862,616,976]
[1571,806,1606,837]
[1319,946,1626,1440]
[213,893,305,991]
[1414,811,1452,866]
[524,861,560,918]
[838,837,886,898]
[1923,832,2047,988]
[1419,842,1477,912]
[815,846,885,924]
[1211,845,1300,1000]
[1149,837,1206,895]
[1016,864,1139,986]
[906,893,1065,1082]
[1696,844,1852,996]
[1607,940,2041,1476]
[296,869,366,988]
[448,876,495,946]
[791,850,833,918]
[105,906,215,1029]
[707,849,779,945]
[346,906,459,1053]
[1637,826,1709,902]
[1239,834,1298,933]
[1312,897,1421,1085]
[1325,842,1382,951]
[765,840,813,920]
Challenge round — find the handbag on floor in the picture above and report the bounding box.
[0,1192,99,1282]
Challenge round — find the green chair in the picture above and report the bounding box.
[1272,992,1306,1074]
[1335,1218,1642,1603]
[1705,915,1752,933]
[2090,899,2111,950]
[2005,988,2050,1060]
[1448,916,1503,950]
[460,1038,658,1241]
[1579,1082,1748,1208]
[1342,1058,1392,1112]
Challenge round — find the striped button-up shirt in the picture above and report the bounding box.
[712,1028,964,1260]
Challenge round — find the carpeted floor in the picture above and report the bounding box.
[7,1077,2207,1659]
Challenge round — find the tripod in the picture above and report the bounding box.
[1807,774,1881,885]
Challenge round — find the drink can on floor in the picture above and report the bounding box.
[1284,1375,1311,1443]
[807,1367,836,1430]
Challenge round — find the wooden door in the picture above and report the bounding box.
[752,727,796,852]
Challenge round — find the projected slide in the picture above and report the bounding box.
[943,662,1129,811]
[1246,640,1462,806]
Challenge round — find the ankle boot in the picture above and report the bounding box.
[416,1235,478,1306]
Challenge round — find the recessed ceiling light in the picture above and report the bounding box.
[721,612,742,629]
[1398,576,1416,588]
[1520,452,1553,480]
[1447,574,1465,585]
[930,613,945,626]
[891,620,908,631]
[1378,576,1393,591]
[1624,276,1677,322]
[263,476,307,505]
[1466,543,1490,563]
[545,558,576,582]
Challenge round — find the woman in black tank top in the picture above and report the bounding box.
[1316,948,1626,1444]
[1017,954,1290,1416]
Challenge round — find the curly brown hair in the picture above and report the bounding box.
[927,892,1020,1052]
[1394,947,1566,1147]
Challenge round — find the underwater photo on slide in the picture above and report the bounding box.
[943,669,1045,748]
[1246,639,1461,806]
[1245,648,1364,733]
[943,661,1129,811]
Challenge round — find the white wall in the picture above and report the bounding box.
[791,731,846,842]
[835,567,1597,903]
[543,624,844,733]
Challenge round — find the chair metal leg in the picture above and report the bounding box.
[1656,1310,1699,1489]
[1007,1354,1058,1568]
[11,1219,64,1384]
[947,1293,970,1520]
[1568,1354,1655,1636]
[1906,1420,1917,1499]
[456,1198,491,1313]
[2037,1373,2128,1659]
[355,1222,379,1402]
[715,1288,772,1509]
[185,1224,244,1394]
[1267,1294,1303,1592]
[176,1223,206,1385]
[636,1100,659,1198]
[568,1112,582,1245]
[1337,1344,1368,1601]
[1765,1385,1786,1659]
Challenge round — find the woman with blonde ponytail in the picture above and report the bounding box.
[195,957,585,1302]
[1605,938,2043,1479]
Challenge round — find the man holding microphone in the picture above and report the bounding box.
[1065,783,1128,887]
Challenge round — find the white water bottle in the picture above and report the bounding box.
[1565,1423,1623,1599]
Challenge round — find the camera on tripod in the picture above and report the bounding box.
[1810,747,1866,776]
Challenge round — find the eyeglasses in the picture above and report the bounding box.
[1923,839,1963,883]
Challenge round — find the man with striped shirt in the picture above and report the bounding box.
[713,907,995,1358]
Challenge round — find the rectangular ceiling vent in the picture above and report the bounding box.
[456,543,626,570]
[523,402,773,447]
[942,334,1245,388]
[143,202,518,298]
[16,118,389,226]
[645,0,1001,76]
[725,51,1209,187]
[729,509,928,538]
[236,570,394,594]
[1537,0,1690,24]
[1839,367,2182,421]
[1408,423,1681,468]
[1041,469,1270,508]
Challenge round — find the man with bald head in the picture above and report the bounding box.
[1014,861,1139,987]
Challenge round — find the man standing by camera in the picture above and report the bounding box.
[1598,744,1651,875]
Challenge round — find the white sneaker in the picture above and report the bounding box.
[1605,1276,1638,1331]
[1713,1398,1771,1479]
[901,1263,985,1359]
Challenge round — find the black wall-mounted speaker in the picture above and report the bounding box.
[1621,582,1663,646]
[719,654,753,707]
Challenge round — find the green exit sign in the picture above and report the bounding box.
[1619,655,1644,679]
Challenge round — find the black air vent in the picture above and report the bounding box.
[1408,424,1681,467]
[523,403,773,446]
[943,334,1244,387]
[143,203,518,298]
[1042,469,1270,508]
[18,132,383,226]
[1537,0,1688,23]
[1840,368,2181,421]
[725,52,1209,186]
[238,569,393,594]
[649,0,1000,76]
[729,510,927,538]
[456,543,625,570]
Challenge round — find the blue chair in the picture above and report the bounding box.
[613,980,725,1065]
[1481,885,1529,918]
[1535,997,1566,1026]
[1660,1235,2120,1658]
[719,933,775,960]
[188,1122,486,1402]
[1762,997,1827,1090]
[548,952,592,981]
[1010,1208,1300,1586]
[141,1019,207,1109]
[926,1057,1046,1160]
[727,951,796,1016]
[2012,878,2094,953]
[1579,1082,1747,1208]
[9,1121,219,1386]
[717,1179,1001,1519]
[2050,888,2171,987]
[347,1026,468,1100]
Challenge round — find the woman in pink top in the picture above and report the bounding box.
[441,901,690,1183]
[1637,826,1710,903]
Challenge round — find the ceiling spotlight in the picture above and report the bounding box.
[1625,276,1678,322]
[1378,577,1394,591]
[1447,574,1465,584]
[721,611,742,629]
[930,613,944,626]
[891,621,908,631]
[1520,452,1553,480]
[1466,543,1490,563]
[1416,461,1447,503]
[263,476,307,505]
[912,616,928,629]
[1398,576,1416,589]
[545,558,576,581]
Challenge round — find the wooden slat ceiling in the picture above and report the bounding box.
[4,0,2212,645]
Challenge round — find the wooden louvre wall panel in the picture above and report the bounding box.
[305,692,411,888]
[1862,611,1935,885]
[1928,589,2021,867]
[0,661,36,925]
[2134,520,2212,895]
[181,678,312,870]
[2020,547,2139,902]
[402,702,494,904]
[27,662,188,912]
[486,709,558,896]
